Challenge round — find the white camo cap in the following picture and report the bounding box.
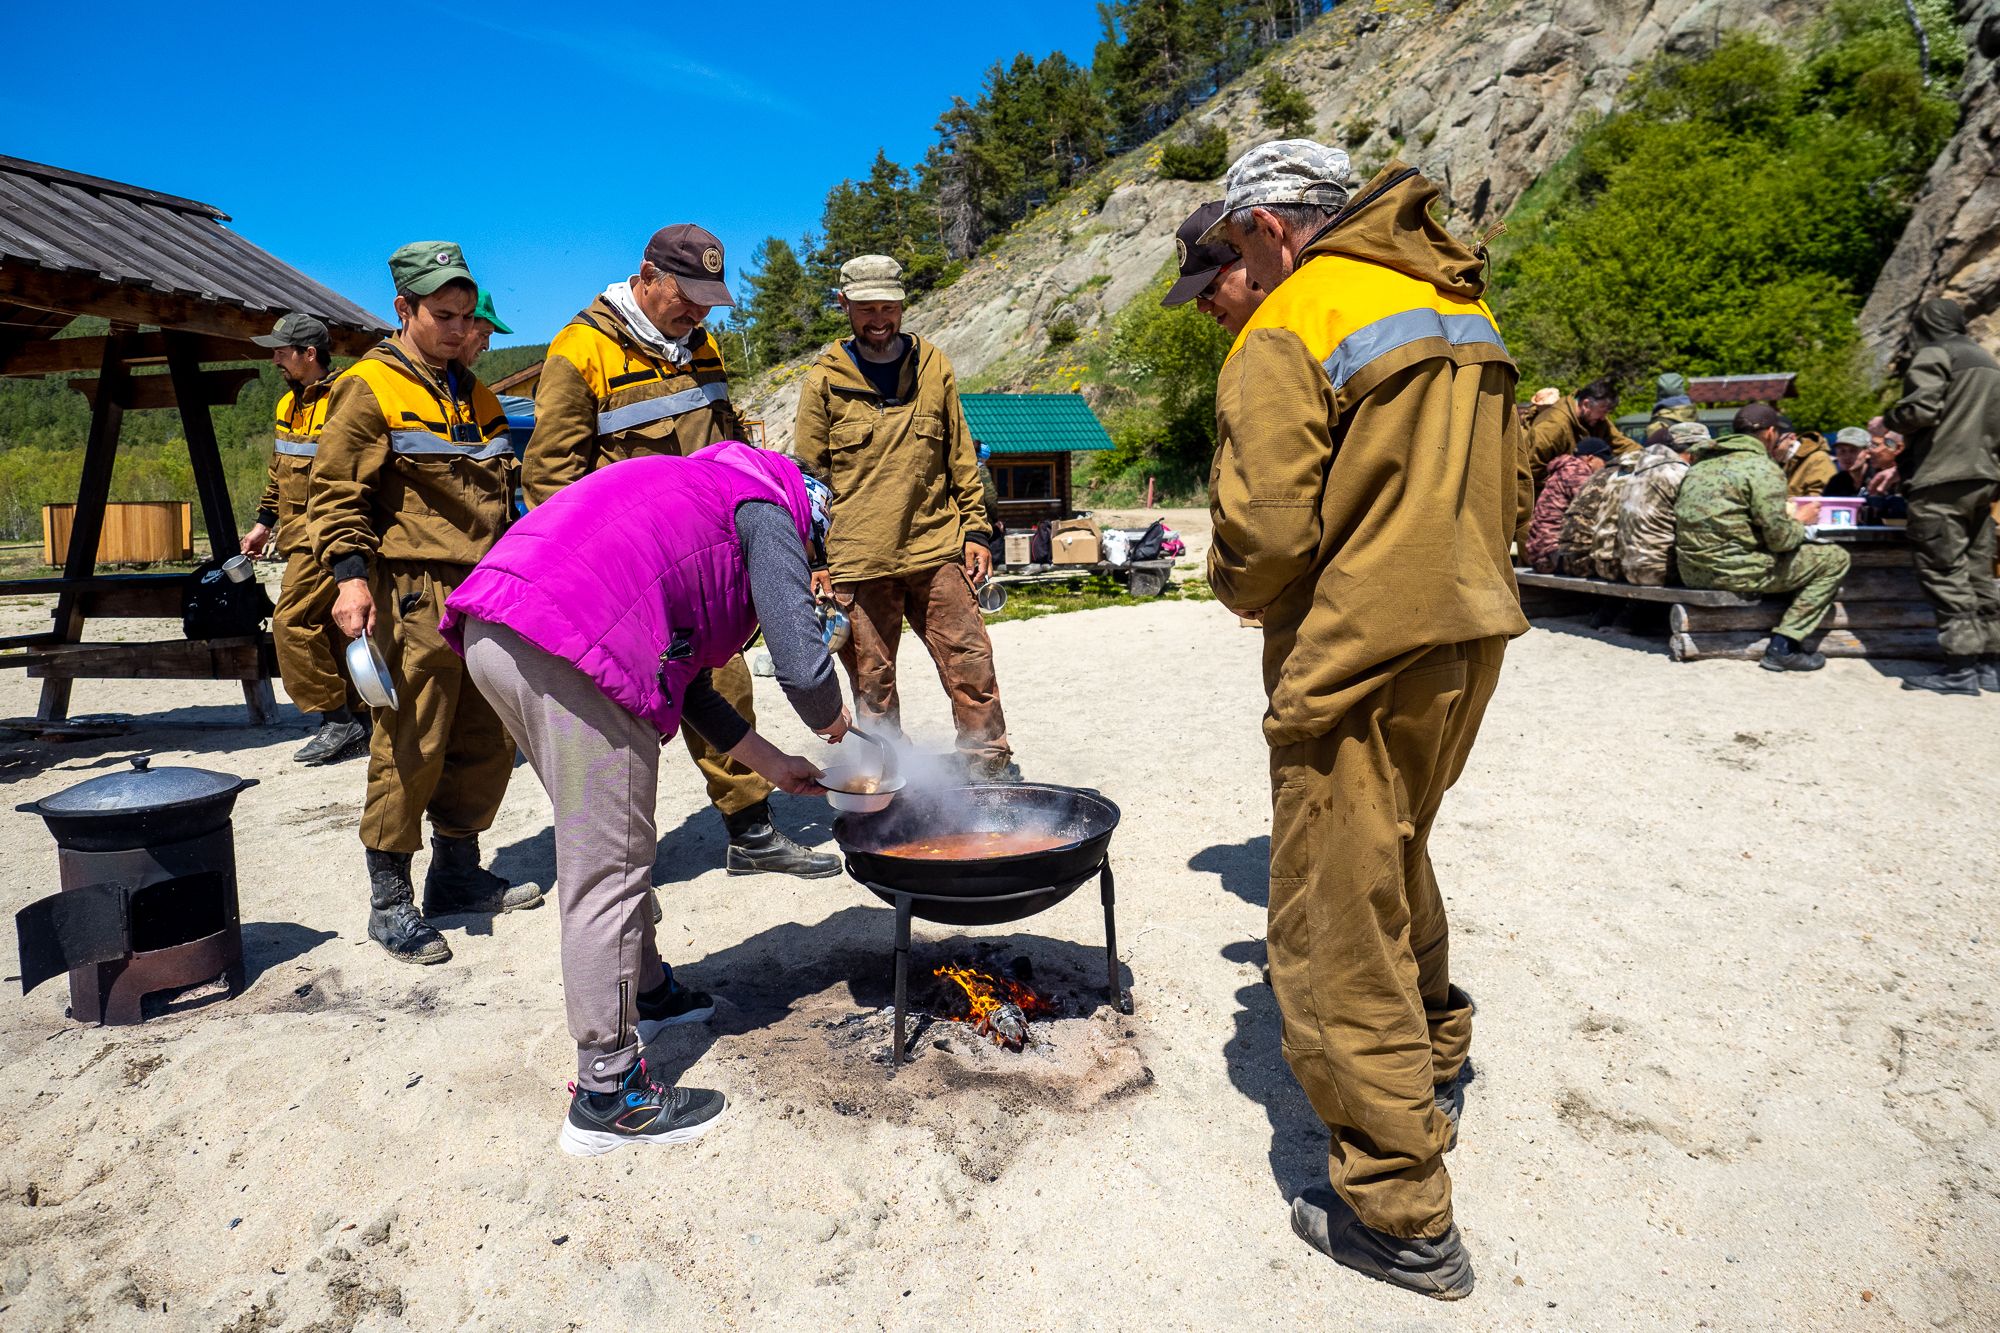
[1198,139,1353,245]
[839,254,906,302]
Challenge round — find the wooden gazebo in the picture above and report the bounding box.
[0,155,389,725]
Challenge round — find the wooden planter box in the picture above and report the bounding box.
[42,501,193,566]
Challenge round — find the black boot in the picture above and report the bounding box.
[722,801,840,878]
[1980,657,2000,692]
[1903,656,1983,695]
[1759,634,1826,672]
[423,835,544,916]
[367,850,450,965]
[1290,1186,1474,1301]
[1435,1057,1474,1151]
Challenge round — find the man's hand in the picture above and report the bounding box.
[964,541,992,586]
[810,568,833,601]
[332,577,375,640]
[761,751,826,796]
[1867,466,1899,496]
[815,705,853,744]
[1795,500,1822,526]
[240,524,272,557]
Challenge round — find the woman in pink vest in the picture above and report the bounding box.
[442,441,850,1156]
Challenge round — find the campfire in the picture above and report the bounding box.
[932,962,1059,1050]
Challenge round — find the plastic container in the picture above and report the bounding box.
[1812,496,1865,527]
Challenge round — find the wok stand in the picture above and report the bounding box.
[871,861,1132,1073]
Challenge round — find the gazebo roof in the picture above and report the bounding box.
[959,392,1115,456]
[0,154,388,362]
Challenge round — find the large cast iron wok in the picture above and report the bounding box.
[834,783,1120,926]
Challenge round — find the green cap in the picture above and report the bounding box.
[472,288,511,335]
[251,311,331,349]
[388,241,475,297]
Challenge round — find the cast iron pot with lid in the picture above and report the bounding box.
[19,756,259,852]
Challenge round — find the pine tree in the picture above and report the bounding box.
[740,237,830,366]
[1258,69,1315,138]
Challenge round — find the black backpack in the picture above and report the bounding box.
[182,558,274,640]
[1029,520,1054,564]
[1130,520,1167,562]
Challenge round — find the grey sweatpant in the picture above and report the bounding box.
[461,616,668,1092]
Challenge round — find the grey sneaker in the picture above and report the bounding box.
[294,717,369,765]
[1979,658,2000,692]
[1902,661,1982,696]
[1759,638,1826,672]
[558,1060,725,1157]
[1290,1186,1474,1301]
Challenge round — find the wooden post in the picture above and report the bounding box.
[164,330,242,558]
[39,329,135,721]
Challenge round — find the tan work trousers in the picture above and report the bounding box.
[1266,637,1505,1240]
[272,548,357,716]
[359,561,514,854]
[687,655,771,816]
[833,562,1010,764]
[461,617,665,1091]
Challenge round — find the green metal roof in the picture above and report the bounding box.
[960,392,1114,456]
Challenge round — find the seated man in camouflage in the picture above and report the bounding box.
[1674,404,1851,673]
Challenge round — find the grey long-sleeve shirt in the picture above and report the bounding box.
[679,500,842,751]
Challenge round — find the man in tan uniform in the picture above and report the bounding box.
[310,242,542,966]
[794,255,1016,781]
[1525,378,1636,496]
[239,312,367,765]
[523,224,834,877]
[1202,141,1530,1299]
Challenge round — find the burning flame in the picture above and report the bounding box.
[932,964,1058,1049]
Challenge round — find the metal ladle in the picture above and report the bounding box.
[846,723,899,789]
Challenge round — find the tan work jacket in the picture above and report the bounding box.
[1526,397,1638,496]
[257,373,336,556]
[1208,163,1531,745]
[1780,435,1837,497]
[793,335,987,583]
[522,295,741,507]
[308,340,515,577]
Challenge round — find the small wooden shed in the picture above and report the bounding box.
[0,155,389,724]
[958,392,1115,530]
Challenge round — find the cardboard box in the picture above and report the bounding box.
[1004,532,1033,565]
[1053,529,1100,565]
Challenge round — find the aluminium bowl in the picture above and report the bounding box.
[345,636,399,710]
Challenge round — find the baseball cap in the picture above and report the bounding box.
[1575,438,1612,459]
[1833,426,1871,449]
[251,311,331,349]
[839,255,906,303]
[1732,403,1782,434]
[643,224,734,307]
[389,242,475,297]
[472,289,511,335]
[1198,139,1353,245]
[1668,421,1712,447]
[1163,202,1236,308]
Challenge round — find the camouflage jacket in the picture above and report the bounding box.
[1617,444,1689,586]
[1588,451,1645,579]
[1555,464,1622,577]
[1672,433,1806,588]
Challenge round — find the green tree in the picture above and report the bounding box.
[740,237,832,367]
[1257,69,1315,138]
[1105,260,1234,483]
[1158,124,1229,180]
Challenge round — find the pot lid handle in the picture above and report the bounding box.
[131,756,151,773]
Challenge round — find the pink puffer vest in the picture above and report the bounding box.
[440,441,813,738]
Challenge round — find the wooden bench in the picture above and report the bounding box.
[1515,546,1953,663]
[19,635,278,725]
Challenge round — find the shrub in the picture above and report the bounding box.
[1259,71,1316,139]
[1158,126,1230,181]
[1046,316,1080,348]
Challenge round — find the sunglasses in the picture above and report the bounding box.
[1197,259,1238,303]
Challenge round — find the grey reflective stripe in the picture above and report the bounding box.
[1320,309,1510,394]
[388,429,514,460]
[596,381,730,435]
[274,435,317,458]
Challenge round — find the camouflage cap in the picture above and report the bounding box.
[1655,371,1688,397]
[251,311,330,350]
[1668,421,1711,447]
[1198,139,1352,244]
[389,241,475,297]
[839,254,906,303]
[1832,425,1871,449]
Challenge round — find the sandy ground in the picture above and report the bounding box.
[1,596,1996,1331]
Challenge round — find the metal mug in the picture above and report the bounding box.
[818,602,851,653]
[221,554,254,583]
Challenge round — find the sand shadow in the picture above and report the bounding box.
[1219,937,1327,1204]
[643,901,1133,1084]
[1189,836,1271,908]
[240,920,338,987]
[0,704,310,789]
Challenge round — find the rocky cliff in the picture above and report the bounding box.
[1859,0,2000,371]
[743,0,1891,446]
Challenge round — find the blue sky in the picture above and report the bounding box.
[2,1,1102,346]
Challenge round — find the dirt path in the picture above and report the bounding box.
[0,601,1993,1329]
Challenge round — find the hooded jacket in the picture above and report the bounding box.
[308,341,514,578]
[793,334,987,583]
[1884,299,2000,491]
[523,294,742,508]
[1525,396,1639,496]
[1672,433,1806,589]
[1617,443,1690,586]
[1778,432,1836,498]
[1207,162,1529,744]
